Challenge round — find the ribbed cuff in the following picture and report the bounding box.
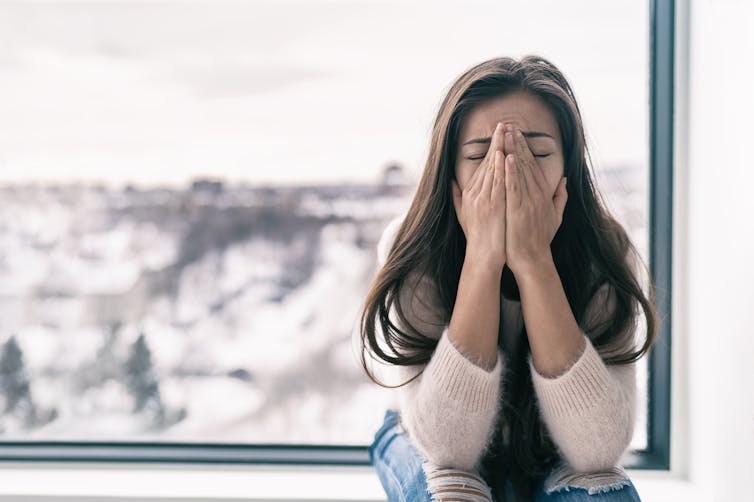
[424,326,503,413]
[529,332,613,418]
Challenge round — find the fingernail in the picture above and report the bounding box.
[496,122,503,132]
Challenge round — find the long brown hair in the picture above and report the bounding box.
[359,55,659,501]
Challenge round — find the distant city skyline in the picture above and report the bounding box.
[0,0,648,189]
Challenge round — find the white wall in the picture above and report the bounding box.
[678,0,754,499]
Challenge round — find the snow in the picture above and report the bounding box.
[0,182,408,443]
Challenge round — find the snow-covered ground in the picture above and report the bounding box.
[0,181,410,442]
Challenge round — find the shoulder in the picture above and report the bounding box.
[376,212,446,341]
[583,281,614,319]
[376,212,407,266]
[581,275,639,363]
[582,238,636,331]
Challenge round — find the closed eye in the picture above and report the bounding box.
[467,154,551,160]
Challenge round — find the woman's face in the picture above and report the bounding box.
[455,90,564,199]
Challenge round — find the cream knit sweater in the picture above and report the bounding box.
[374,213,638,477]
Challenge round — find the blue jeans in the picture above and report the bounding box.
[368,409,642,501]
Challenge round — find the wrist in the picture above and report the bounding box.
[463,249,505,275]
[512,251,556,283]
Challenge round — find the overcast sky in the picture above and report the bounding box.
[0,0,648,189]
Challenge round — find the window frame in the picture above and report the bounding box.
[0,0,674,471]
[622,0,674,470]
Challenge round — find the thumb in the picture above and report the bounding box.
[553,176,568,221]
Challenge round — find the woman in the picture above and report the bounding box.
[359,55,657,501]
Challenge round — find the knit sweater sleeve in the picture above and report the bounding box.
[527,281,638,472]
[375,214,504,473]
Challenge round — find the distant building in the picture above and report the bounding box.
[381,163,409,186]
[379,162,411,195]
[191,178,224,194]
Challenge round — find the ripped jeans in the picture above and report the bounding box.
[368,409,642,501]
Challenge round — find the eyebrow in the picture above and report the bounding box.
[462,130,556,146]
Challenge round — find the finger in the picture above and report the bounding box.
[473,122,504,194]
[466,161,485,194]
[480,151,495,198]
[505,131,529,198]
[469,151,493,194]
[492,150,506,204]
[511,130,538,197]
[484,122,506,166]
[507,152,529,201]
[553,176,568,223]
[513,128,547,195]
[503,125,515,155]
[505,153,521,209]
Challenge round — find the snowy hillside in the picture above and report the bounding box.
[0,180,411,443]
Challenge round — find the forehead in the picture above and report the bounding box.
[459,90,561,145]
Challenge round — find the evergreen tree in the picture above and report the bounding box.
[124,332,165,423]
[0,335,32,414]
[0,335,58,428]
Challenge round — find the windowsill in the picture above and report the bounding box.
[0,463,708,501]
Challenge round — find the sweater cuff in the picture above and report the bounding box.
[424,326,503,413]
[528,332,613,418]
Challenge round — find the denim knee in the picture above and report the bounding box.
[368,409,400,463]
[369,409,433,502]
[534,465,642,501]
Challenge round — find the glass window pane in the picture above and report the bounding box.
[0,0,648,451]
